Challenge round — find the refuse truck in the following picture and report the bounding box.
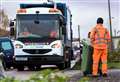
[9,2,73,70]
[81,40,101,76]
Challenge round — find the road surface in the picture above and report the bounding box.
[69,69,120,82]
[3,66,120,82]
[2,66,120,82]
[4,65,81,80]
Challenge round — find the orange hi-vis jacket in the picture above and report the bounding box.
[90,24,111,49]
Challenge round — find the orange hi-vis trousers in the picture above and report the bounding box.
[92,48,107,75]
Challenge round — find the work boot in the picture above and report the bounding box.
[102,73,108,77]
[99,70,102,76]
[92,75,99,77]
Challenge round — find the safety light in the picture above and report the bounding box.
[15,44,23,48]
[17,9,26,13]
[51,42,61,48]
[13,55,15,59]
[49,8,60,13]
[25,42,31,45]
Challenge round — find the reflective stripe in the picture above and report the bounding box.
[95,38,109,40]
[95,41,108,44]
[95,38,110,44]
[102,61,107,64]
[94,28,108,45]
[93,62,98,65]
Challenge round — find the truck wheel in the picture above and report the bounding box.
[17,66,24,71]
[65,49,71,68]
[65,60,70,68]
[65,55,71,68]
[28,66,35,71]
[57,63,65,70]
[35,65,41,70]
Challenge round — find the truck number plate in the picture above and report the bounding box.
[15,57,28,61]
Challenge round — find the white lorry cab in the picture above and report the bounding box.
[10,3,73,71]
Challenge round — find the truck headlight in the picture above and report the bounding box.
[51,43,61,48]
[15,44,23,48]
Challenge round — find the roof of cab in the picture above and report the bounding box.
[20,3,67,17]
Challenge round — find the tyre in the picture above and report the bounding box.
[57,63,65,70]
[65,49,71,68]
[28,66,35,71]
[65,61,70,68]
[17,66,24,71]
[35,65,41,70]
[65,59,70,68]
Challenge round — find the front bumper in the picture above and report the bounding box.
[14,55,64,66]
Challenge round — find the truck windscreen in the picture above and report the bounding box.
[16,14,60,39]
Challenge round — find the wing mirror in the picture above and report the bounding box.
[10,27,15,36]
[9,21,15,36]
[9,21,14,27]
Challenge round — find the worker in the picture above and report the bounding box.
[90,17,111,77]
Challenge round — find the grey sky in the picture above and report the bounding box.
[0,0,120,39]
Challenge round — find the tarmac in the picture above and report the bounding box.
[68,69,120,82]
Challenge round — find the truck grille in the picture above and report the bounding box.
[23,49,52,54]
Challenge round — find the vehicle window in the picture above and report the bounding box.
[1,41,12,50]
[17,14,60,39]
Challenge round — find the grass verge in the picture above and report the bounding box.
[108,62,120,69]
